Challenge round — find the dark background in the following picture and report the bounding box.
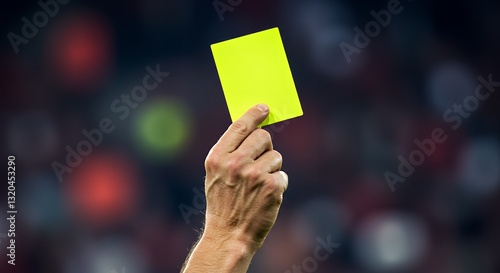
[1,0,500,272]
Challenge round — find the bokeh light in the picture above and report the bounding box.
[283,0,357,78]
[133,99,193,162]
[353,212,428,272]
[457,137,500,197]
[64,237,146,273]
[45,11,113,90]
[64,151,140,227]
[427,63,477,114]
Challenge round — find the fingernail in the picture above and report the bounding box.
[257,104,269,113]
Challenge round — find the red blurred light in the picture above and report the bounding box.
[46,12,113,90]
[64,152,140,227]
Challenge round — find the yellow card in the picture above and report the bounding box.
[211,27,303,127]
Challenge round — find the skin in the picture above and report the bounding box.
[181,104,288,273]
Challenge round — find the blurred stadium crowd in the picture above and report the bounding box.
[1,0,500,272]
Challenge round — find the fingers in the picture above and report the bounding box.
[216,104,270,153]
[270,171,288,192]
[237,129,273,159]
[255,150,282,173]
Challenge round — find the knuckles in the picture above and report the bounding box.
[242,165,265,183]
[204,126,285,198]
[204,153,220,172]
[263,175,279,192]
[254,129,272,144]
[263,172,288,197]
[270,150,283,165]
[225,153,246,175]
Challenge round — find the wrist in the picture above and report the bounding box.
[189,231,255,272]
[203,214,263,253]
[201,226,259,256]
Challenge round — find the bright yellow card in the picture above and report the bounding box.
[211,27,303,127]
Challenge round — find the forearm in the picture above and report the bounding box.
[181,232,256,273]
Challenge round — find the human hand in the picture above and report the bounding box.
[202,104,288,252]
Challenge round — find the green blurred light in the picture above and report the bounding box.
[134,99,193,161]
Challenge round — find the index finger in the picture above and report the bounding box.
[215,104,270,153]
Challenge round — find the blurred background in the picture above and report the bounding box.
[1,0,500,272]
